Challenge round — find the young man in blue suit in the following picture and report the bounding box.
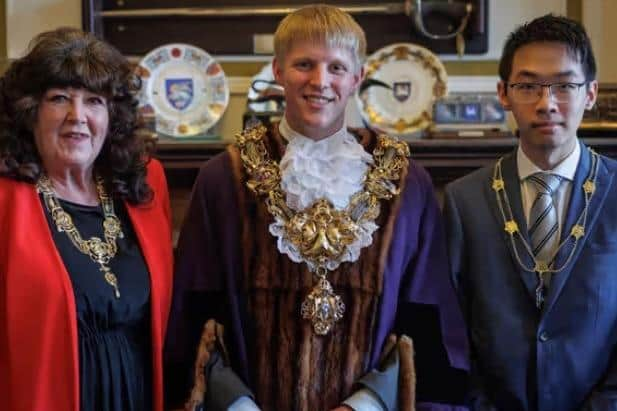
[444,14,617,410]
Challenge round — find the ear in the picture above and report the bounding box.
[497,81,511,111]
[584,80,599,110]
[272,57,283,86]
[351,64,365,94]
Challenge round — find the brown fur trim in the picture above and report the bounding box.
[184,319,220,411]
[349,126,378,152]
[266,120,289,161]
[398,335,416,411]
[379,334,398,366]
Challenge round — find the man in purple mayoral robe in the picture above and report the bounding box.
[165,5,469,411]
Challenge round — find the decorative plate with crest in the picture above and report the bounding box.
[355,43,448,137]
[136,43,229,138]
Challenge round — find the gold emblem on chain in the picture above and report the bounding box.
[492,152,599,309]
[236,125,409,335]
[37,175,124,298]
[504,220,519,235]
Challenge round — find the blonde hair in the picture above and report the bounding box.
[274,4,366,70]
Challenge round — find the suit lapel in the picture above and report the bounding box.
[488,152,539,301]
[544,143,614,313]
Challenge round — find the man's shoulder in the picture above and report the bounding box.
[344,128,431,181]
[347,126,374,140]
[446,162,495,196]
[402,158,434,194]
[599,152,617,172]
[195,149,235,186]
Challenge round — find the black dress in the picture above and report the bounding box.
[42,196,152,411]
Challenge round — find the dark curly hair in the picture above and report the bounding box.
[499,14,597,83]
[0,27,154,204]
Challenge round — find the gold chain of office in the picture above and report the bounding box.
[492,150,599,308]
[236,124,410,335]
[37,175,124,299]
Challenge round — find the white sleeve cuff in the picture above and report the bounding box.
[227,396,261,411]
[342,388,386,411]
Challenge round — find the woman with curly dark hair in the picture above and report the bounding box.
[0,27,173,411]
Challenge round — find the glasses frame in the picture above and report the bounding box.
[506,81,588,104]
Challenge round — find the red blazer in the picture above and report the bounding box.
[0,159,174,411]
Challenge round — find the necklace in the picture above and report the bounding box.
[492,150,599,308]
[237,124,409,335]
[37,175,124,299]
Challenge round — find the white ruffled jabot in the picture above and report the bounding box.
[278,117,373,210]
[268,118,379,271]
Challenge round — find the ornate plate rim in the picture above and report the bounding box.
[355,42,448,137]
[136,43,229,138]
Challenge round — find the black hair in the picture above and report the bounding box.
[498,14,596,82]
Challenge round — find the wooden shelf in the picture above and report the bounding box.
[156,136,617,186]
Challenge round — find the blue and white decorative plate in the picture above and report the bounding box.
[136,43,229,138]
[355,43,448,137]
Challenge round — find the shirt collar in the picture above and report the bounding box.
[517,141,581,182]
[278,116,347,144]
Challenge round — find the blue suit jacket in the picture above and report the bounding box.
[444,143,617,411]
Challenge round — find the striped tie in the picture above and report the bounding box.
[528,172,562,266]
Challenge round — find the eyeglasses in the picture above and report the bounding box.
[507,82,587,103]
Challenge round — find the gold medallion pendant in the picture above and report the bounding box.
[301,270,345,335]
[103,270,121,299]
[37,175,124,299]
[237,124,409,334]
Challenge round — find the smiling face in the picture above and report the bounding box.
[33,87,109,177]
[273,41,363,141]
[498,41,597,164]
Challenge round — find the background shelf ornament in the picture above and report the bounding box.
[356,43,448,138]
[136,43,229,138]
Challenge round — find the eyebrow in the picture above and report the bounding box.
[514,70,579,80]
[290,55,313,62]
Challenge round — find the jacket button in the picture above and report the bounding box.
[539,331,549,342]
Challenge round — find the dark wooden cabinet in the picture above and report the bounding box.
[83,0,488,56]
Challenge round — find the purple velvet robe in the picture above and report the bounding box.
[165,141,469,410]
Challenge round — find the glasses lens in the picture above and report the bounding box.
[550,83,581,102]
[511,84,540,103]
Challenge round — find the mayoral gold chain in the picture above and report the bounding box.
[237,125,409,335]
[37,175,124,299]
[492,150,599,309]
